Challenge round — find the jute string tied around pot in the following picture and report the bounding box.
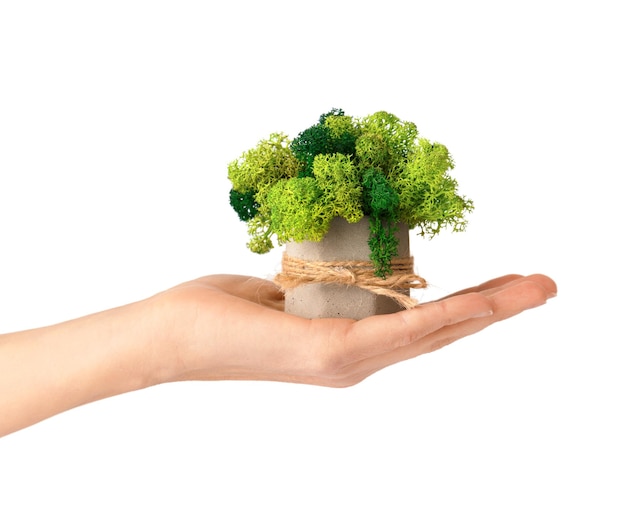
[275,253,427,310]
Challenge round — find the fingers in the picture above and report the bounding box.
[308,274,556,386]
[522,273,558,297]
[419,275,555,352]
[339,291,494,362]
[488,275,556,318]
[415,276,555,355]
[337,273,555,363]
[443,274,524,298]
[442,273,557,299]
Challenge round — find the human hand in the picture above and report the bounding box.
[0,272,556,436]
[149,273,557,388]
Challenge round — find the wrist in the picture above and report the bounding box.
[137,290,196,386]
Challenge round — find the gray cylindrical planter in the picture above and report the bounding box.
[283,217,411,320]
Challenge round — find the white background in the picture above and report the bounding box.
[1,1,623,507]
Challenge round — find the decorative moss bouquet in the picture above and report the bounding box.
[228,109,472,280]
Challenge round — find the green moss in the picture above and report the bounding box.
[227,109,473,277]
[228,132,302,201]
[264,177,331,244]
[313,153,363,224]
[245,215,274,254]
[367,217,399,278]
[362,169,400,277]
[393,138,473,236]
[290,109,358,177]
[355,111,418,175]
[229,188,259,222]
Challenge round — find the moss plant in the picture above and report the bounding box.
[227,109,473,277]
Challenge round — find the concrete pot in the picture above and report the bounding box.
[283,217,411,320]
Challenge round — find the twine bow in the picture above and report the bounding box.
[275,253,427,309]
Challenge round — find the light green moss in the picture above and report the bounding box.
[312,153,363,224]
[264,177,331,244]
[355,111,419,175]
[393,138,473,236]
[228,132,303,202]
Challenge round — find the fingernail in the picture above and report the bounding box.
[473,309,494,318]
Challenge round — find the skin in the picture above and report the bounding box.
[0,273,556,437]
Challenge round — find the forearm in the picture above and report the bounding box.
[0,299,165,437]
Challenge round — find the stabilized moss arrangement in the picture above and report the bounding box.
[228,109,472,278]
